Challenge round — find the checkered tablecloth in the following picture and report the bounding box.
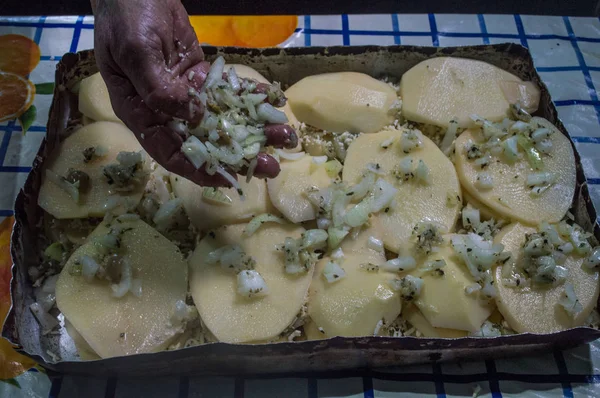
[1,13,600,398]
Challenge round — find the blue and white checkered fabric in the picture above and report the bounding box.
[1,13,600,398]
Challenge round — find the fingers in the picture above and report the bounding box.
[252,153,281,179]
[264,124,298,149]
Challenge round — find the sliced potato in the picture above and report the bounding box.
[343,128,461,253]
[56,219,188,358]
[267,155,332,223]
[411,239,495,332]
[303,318,327,340]
[402,304,469,338]
[65,320,101,361]
[286,72,398,134]
[308,226,402,338]
[78,73,122,123]
[401,57,539,128]
[463,190,505,222]
[189,223,312,343]
[38,122,148,219]
[171,175,273,232]
[454,126,576,225]
[493,223,599,333]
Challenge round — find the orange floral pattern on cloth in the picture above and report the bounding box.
[189,16,297,47]
[0,217,36,380]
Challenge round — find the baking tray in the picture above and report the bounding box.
[3,44,600,377]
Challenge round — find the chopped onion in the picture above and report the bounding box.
[44,242,65,263]
[420,259,446,273]
[509,120,530,134]
[370,178,397,213]
[527,172,555,187]
[203,55,225,90]
[465,283,482,295]
[558,283,583,317]
[257,103,288,124]
[30,302,59,335]
[215,166,243,197]
[153,198,183,227]
[535,139,553,154]
[42,275,58,294]
[327,227,349,250]
[275,149,305,161]
[380,137,395,149]
[382,256,417,273]
[246,157,258,183]
[516,134,544,171]
[302,229,329,249]
[396,157,415,180]
[415,160,430,185]
[237,270,269,298]
[584,247,600,270]
[226,66,241,92]
[167,119,189,136]
[182,135,209,169]
[462,205,481,229]
[202,187,233,206]
[367,236,384,253]
[346,172,375,201]
[388,275,423,301]
[475,172,493,190]
[111,257,132,298]
[332,189,350,228]
[130,278,143,297]
[401,130,423,153]
[317,218,330,230]
[531,128,551,143]
[322,261,346,283]
[440,119,459,155]
[312,156,328,164]
[81,255,100,282]
[570,226,592,255]
[474,154,492,169]
[244,214,286,237]
[502,136,519,163]
[470,320,501,337]
[344,199,371,228]
[331,248,345,261]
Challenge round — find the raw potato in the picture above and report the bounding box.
[189,223,313,343]
[402,304,468,338]
[307,226,402,338]
[78,72,122,123]
[493,223,599,333]
[454,125,576,225]
[267,155,332,223]
[56,219,188,358]
[286,72,398,134]
[65,321,100,361]
[463,190,505,222]
[171,175,273,231]
[38,122,148,219]
[411,239,495,332]
[343,128,461,253]
[400,57,540,128]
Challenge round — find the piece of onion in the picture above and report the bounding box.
[30,302,59,335]
[237,270,269,298]
[257,103,288,124]
[370,178,397,213]
[111,257,133,298]
[202,187,233,206]
[243,213,286,237]
[302,229,329,249]
[322,261,346,283]
[475,172,493,190]
[327,227,349,250]
[584,247,600,270]
[368,236,384,253]
[382,256,417,272]
[558,283,583,316]
[275,149,305,161]
[440,119,459,155]
[81,255,100,282]
[182,135,209,169]
[203,55,225,90]
[227,66,241,92]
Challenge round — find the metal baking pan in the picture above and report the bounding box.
[3,44,600,377]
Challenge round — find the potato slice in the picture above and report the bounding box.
[267,155,332,223]
[56,219,188,358]
[65,320,101,361]
[400,57,539,128]
[308,226,402,338]
[454,126,576,225]
[463,190,504,222]
[342,128,461,253]
[411,238,495,332]
[78,72,122,123]
[493,223,599,333]
[38,122,148,219]
[286,72,398,134]
[402,304,468,338]
[171,175,273,232]
[189,223,312,343]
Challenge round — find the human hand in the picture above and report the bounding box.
[93,0,297,186]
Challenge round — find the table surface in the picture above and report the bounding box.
[2,13,600,398]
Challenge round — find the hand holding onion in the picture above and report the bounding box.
[92,0,297,187]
